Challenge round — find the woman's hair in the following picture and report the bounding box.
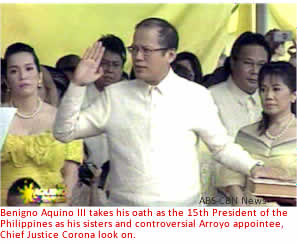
[3,42,41,76]
[171,62,195,81]
[258,61,296,134]
[173,51,203,84]
[1,58,8,103]
[42,65,70,99]
[265,29,284,55]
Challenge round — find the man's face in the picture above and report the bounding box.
[131,27,176,85]
[96,50,123,88]
[231,45,268,94]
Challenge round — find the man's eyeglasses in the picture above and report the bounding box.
[127,46,169,57]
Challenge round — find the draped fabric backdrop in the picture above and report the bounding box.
[1,3,296,75]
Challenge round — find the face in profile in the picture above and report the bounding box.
[231,45,268,94]
[6,51,41,98]
[131,27,175,85]
[96,50,123,89]
[260,74,296,117]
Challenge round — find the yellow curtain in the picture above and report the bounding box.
[268,3,296,39]
[1,3,234,75]
[1,3,296,75]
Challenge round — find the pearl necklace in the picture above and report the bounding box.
[265,115,295,140]
[10,97,43,119]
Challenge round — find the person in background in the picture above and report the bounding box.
[202,57,230,88]
[288,39,296,67]
[1,59,9,103]
[39,66,59,106]
[206,32,271,204]
[42,65,71,103]
[171,62,194,81]
[265,29,287,61]
[218,61,296,206]
[216,53,227,68]
[171,51,203,84]
[1,42,83,206]
[210,32,271,139]
[72,34,127,206]
[56,54,81,82]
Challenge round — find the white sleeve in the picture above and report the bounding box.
[194,89,257,176]
[53,83,110,143]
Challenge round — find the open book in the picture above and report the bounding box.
[247,177,296,198]
[0,107,16,151]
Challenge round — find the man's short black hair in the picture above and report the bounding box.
[98,34,127,65]
[136,17,179,50]
[231,31,272,62]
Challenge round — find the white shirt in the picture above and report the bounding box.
[210,76,263,188]
[210,76,262,139]
[54,69,259,206]
[82,84,109,168]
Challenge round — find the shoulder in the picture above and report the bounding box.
[171,73,210,94]
[209,81,229,95]
[106,79,136,90]
[103,79,140,95]
[208,81,231,106]
[237,121,261,139]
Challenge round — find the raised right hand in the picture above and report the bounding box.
[72,41,105,86]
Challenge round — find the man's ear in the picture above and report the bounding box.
[167,49,177,64]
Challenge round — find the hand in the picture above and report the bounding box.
[251,166,294,181]
[72,41,105,86]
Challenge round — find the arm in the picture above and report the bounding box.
[53,42,108,143]
[62,160,79,205]
[89,168,102,206]
[196,90,285,181]
[195,89,258,176]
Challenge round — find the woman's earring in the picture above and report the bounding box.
[38,72,43,88]
[38,79,43,88]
